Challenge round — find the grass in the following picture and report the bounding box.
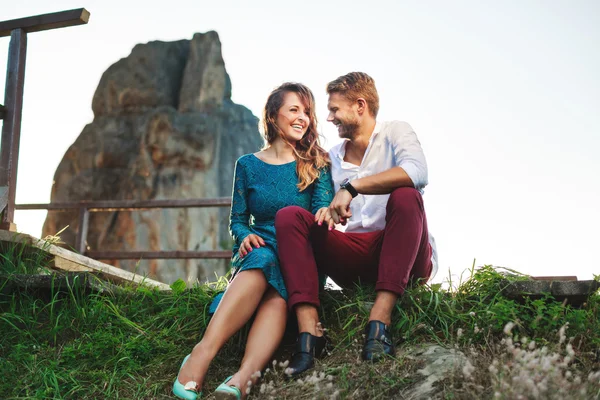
[1,240,599,399]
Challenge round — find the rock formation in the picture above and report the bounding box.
[42,31,263,284]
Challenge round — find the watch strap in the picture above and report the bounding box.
[340,179,358,198]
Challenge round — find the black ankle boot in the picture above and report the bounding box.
[361,320,395,362]
[285,332,327,378]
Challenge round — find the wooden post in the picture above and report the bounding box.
[0,185,8,214]
[0,28,27,231]
[0,8,90,231]
[75,207,89,254]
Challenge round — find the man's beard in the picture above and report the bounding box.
[337,120,360,140]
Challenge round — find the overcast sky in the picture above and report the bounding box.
[1,0,599,282]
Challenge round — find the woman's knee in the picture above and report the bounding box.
[262,287,287,308]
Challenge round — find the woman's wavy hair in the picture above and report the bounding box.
[262,82,330,191]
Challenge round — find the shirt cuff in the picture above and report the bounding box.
[401,162,428,189]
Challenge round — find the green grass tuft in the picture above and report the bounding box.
[1,249,598,399]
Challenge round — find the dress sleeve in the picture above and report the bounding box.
[229,158,253,244]
[310,165,334,214]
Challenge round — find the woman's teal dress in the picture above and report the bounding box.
[209,154,334,313]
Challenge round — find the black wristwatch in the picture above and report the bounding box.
[340,178,358,198]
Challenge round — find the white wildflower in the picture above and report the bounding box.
[558,323,568,344]
[251,370,262,379]
[566,343,575,357]
[463,360,475,379]
[503,322,515,335]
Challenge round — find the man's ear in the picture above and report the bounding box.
[356,98,367,115]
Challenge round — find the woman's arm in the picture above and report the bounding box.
[310,166,334,214]
[229,158,253,244]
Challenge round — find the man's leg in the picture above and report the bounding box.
[373,188,432,310]
[375,187,432,302]
[275,206,381,375]
[362,187,432,360]
[275,206,382,319]
[275,206,328,377]
[275,206,322,323]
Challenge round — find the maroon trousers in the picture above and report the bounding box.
[275,187,432,310]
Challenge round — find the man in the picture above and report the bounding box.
[275,72,438,376]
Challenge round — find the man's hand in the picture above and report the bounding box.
[239,234,265,257]
[329,189,353,225]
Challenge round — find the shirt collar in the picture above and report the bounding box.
[336,121,381,160]
[372,121,382,137]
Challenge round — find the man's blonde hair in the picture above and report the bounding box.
[326,72,379,117]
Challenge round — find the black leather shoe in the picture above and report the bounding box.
[285,332,327,378]
[361,320,395,362]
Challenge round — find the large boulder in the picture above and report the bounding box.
[43,32,263,284]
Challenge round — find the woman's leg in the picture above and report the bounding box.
[177,269,268,389]
[225,287,287,397]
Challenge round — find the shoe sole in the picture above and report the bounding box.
[214,391,241,400]
[361,350,396,362]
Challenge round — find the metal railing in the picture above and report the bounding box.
[16,198,234,260]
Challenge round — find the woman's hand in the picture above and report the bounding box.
[239,234,266,257]
[315,207,336,231]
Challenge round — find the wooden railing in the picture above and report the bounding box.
[0,9,90,230]
[16,198,234,260]
[1,9,236,264]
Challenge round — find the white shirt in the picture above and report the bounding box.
[329,121,428,233]
[329,120,438,279]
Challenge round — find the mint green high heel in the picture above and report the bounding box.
[214,376,242,400]
[173,354,201,400]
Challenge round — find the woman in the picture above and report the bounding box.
[173,82,333,400]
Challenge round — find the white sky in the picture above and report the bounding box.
[1,0,599,281]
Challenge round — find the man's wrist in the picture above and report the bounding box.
[340,178,359,198]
